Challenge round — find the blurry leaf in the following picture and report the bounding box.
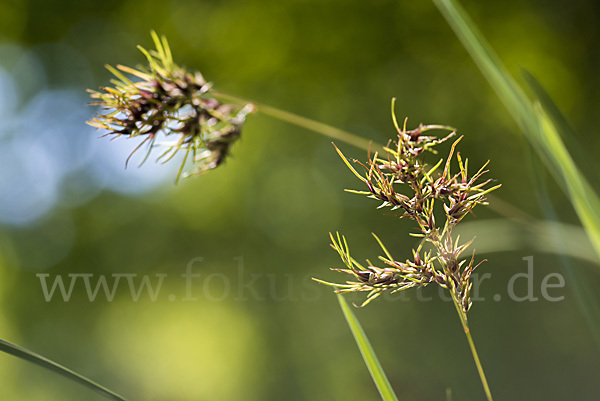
[521,71,575,141]
[522,70,600,190]
[434,0,600,355]
[336,293,399,401]
[0,339,129,401]
[432,0,535,135]
[534,104,600,258]
[433,0,600,262]
[520,72,600,349]
[525,144,600,351]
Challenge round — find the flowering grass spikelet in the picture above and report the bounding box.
[316,99,500,313]
[87,31,255,182]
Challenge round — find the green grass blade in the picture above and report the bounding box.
[522,70,600,190]
[432,0,537,136]
[534,105,600,257]
[525,145,600,351]
[336,293,399,401]
[433,0,600,261]
[521,71,575,141]
[0,338,129,401]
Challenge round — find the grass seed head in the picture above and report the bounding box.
[317,103,500,313]
[87,31,255,182]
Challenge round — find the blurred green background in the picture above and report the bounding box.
[1,0,599,400]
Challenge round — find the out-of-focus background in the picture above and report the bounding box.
[0,0,599,400]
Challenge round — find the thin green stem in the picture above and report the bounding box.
[449,293,494,401]
[213,90,387,154]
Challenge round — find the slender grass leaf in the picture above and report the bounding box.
[336,293,399,401]
[534,104,600,257]
[522,70,600,190]
[525,145,600,351]
[433,0,600,262]
[432,0,536,136]
[0,338,129,401]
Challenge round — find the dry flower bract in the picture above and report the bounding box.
[87,31,255,182]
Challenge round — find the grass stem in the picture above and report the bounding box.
[213,90,387,154]
[450,293,494,401]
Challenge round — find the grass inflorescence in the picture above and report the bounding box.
[87,31,255,182]
[316,100,500,312]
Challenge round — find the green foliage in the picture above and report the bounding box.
[433,0,600,262]
[434,0,600,355]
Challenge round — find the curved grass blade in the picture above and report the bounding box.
[432,0,535,136]
[533,104,600,259]
[521,73,600,348]
[523,71,600,192]
[433,0,600,262]
[0,338,129,401]
[525,144,600,352]
[522,69,600,189]
[336,293,399,401]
